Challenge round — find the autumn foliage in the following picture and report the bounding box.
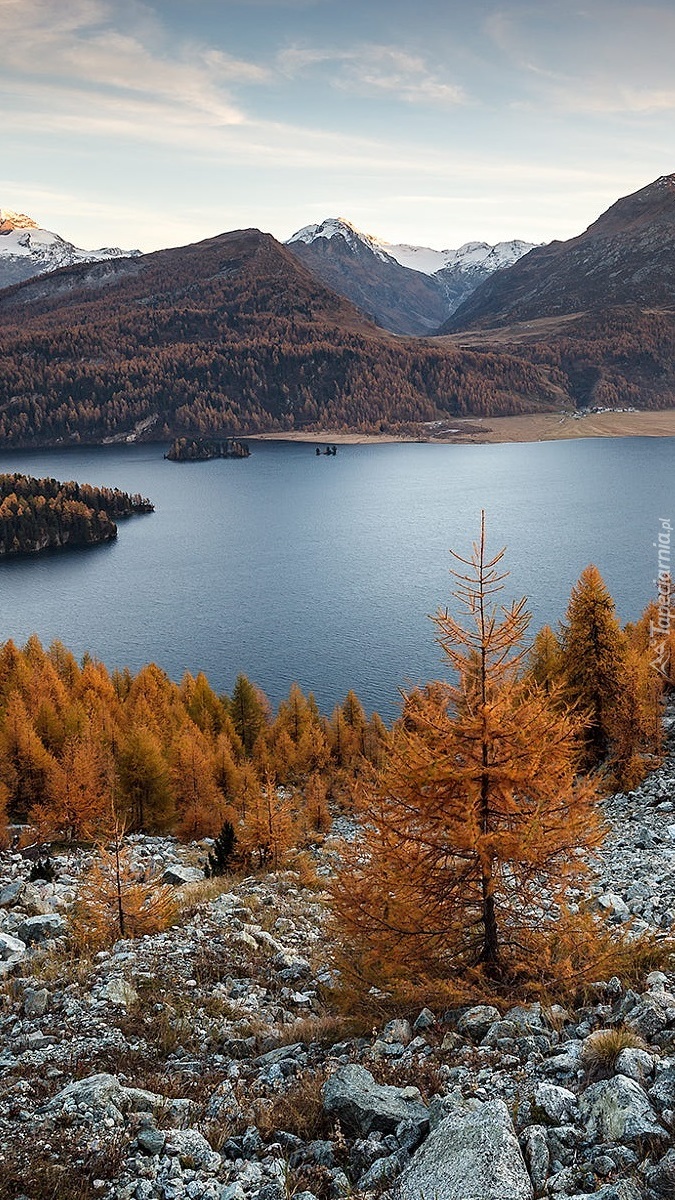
[330,520,666,1002]
[0,637,385,863]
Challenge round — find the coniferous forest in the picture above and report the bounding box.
[0,474,153,555]
[1,534,673,996]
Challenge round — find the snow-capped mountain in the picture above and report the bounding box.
[0,208,140,289]
[287,218,538,334]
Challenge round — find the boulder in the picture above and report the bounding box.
[160,864,203,886]
[164,1128,221,1172]
[520,1125,549,1197]
[457,1005,501,1041]
[579,1075,667,1146]
[322,1064,429,1138]
[388,1098,533,1200]
[626,990,675,1039]
[99,977,139,1007]
[16,913,67,944]
[382,1018,412,1046]
[0,930,26,966]
[645,1148,675,1197]
[23,987,49,1018]
[532,1081,578,1124]
[0,880,25,908]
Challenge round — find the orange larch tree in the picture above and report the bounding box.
[330,517,605,996]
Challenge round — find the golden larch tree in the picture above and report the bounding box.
[331,517,605,996]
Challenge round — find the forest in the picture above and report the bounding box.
[0,474,153,556]
[0,534,673,996]
[0,230,563,447]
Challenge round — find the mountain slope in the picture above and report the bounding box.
[0,208,139,289]
[0,227,562,447]
[287,219,537,335]
[444,175,675,331]
[287,219,447,335]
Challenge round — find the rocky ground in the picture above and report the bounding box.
[2,721,675,1200]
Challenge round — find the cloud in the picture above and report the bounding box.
[278,42,467,106]
[484,2,675,114]
[0,0,268,131]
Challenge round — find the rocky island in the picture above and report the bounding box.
[165,438,250,462]
[0,474,153,557]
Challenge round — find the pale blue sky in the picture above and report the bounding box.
[1,0,673,252]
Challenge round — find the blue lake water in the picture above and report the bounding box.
[0,437,672,720]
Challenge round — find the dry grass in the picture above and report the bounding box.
[0,1132,125,1200]
[256,1067,334,1142]
[581,1027,651,1081]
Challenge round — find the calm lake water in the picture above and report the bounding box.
[0,438,672,720]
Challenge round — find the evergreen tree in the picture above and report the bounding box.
[331,518,604,995]
[205,819,237,877]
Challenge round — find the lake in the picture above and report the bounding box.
[0,437,672,721]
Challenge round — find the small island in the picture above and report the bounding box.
[164,437,250,462]
[0,474,153,557]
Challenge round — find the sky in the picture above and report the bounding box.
[1,0,673,254]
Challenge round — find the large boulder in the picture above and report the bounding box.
[0,930,26,967]
[47,1073,166,1119]
[16,912,67,944]
[322,1064,429,1139]
[388,1098,533,1200]
[457,1005,501,1041]
[579,1075,667,1146]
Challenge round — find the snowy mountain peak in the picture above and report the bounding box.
[287,218,538,279]
[0,208,141,290]
[0,208,40,233]
[288,217,395,264]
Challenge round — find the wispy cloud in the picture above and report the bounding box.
[485,3,675,114]
[0,0,267,130]
[278,42,467,106]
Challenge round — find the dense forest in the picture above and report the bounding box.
[0,230,563,447]
[0,474,153,556]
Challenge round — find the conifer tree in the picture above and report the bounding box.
[331,517,604,994]
[558,565,628,768]
[229,674,269,756]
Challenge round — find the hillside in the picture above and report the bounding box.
[444,175,675,332]
[0,228,562,447]
[287,218,536,335]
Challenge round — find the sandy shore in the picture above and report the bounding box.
[249,409,675,447]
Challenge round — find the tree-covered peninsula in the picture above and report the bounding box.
[0,474,153,557]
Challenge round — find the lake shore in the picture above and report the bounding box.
[249,408,675,446]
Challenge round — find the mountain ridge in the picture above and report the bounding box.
[0,206,140,289]
[286,217,537,335]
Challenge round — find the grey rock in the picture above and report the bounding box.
[138,1126,166,1155]
[165,1128,221,1172]
[388,1098,533,1200]
[23,987,49,1018]
[614,1046,654,1083]
[16,912,67,944]
[0,880,24,908]
[504,1004,549,1036]
[457,1005,501,1041]
[579,1074,667,1145]
[382,1018,412,1046]
[322,1064,429,1138]
[645,1148,675,1197]
[359,1150,406,1190]
[161,864,203,886]
[99,977,139,1007]
[413,1007,436,1031]
[532,1081,577,1124]
[649,1063,675,1111]
[519,1125,549,1197]
[0,930,26,963]
[627,990,675,1039]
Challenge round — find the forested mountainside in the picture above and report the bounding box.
[0,228,564,447]
[0,474,153,556]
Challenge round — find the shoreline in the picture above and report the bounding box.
[249,409,675,446]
